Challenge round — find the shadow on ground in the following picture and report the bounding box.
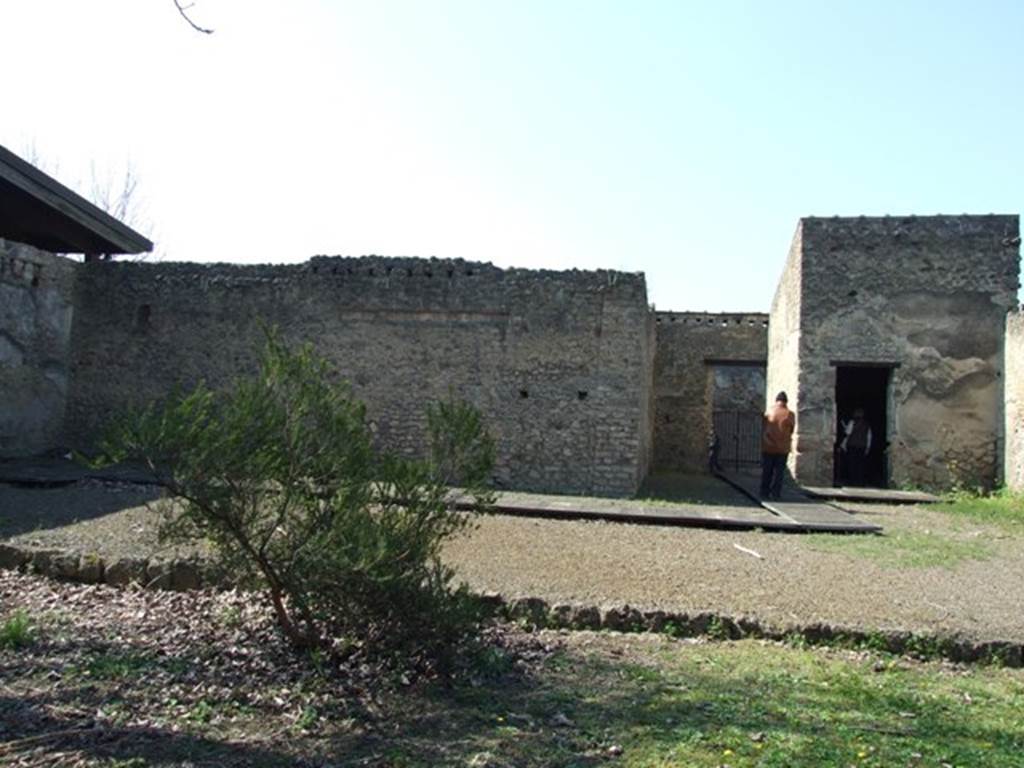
[0,481,162,539]
[639,471,759,507]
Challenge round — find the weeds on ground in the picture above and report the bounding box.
[0,609,34,650]
[360,636,1024,767]
[937,487,1024,531]
[803,529,993,568]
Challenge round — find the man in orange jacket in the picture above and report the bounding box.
[760,391,796,500]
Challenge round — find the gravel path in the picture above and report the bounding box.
[3,479,1023,643]
[445,503,1024,642]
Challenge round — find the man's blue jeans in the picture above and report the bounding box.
[760,453,787,499]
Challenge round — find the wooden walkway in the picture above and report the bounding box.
[1,458,882,535]
[801,485,939,504]
[460,470,883,534]
[715,471,883,533]
[476,492,809,532]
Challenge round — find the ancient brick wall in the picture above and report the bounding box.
[1005,311,1024,491]
[766,223,803,478]
[795,215,1020,489]
[64,257,652,496]
[652,312,767,473]
[636,313,657,485]
[0,241,78,457]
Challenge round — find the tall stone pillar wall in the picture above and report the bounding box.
[766,224,804,478]
[797,216,1019,490]
[0,240,78,457]
[1005,311,1024,491]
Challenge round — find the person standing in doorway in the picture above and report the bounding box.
[840,407,872,486]
[761,391,796,500]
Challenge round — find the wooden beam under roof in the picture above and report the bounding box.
[0,144,153,255]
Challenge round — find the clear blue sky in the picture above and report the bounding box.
[4,1,1022,310]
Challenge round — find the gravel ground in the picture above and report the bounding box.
[446,502,1024,642]
[3,479,1023,643]
[0,480,205,561]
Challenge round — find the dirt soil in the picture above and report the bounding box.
[2,479,1023,642]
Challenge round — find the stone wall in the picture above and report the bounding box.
[636,313,657,486]
[1005,311,1024,491]
[652,312,767,473]
[766,223,803,475]
[795,215,1020,489]
[64,257,652,496]
[0,241,78,457]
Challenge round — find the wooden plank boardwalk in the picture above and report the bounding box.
[476,491,809,532]
[801,484,939,504]
[715,471,883,533]
[1,458,882,535]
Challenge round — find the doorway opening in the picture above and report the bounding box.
[834,365,891,488]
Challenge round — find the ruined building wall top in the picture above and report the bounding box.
[652,311,768,473]
[794,214,1020,488]
[65,256,652,497]
[0,240,78,457]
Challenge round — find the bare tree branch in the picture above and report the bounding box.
[173,0,214,34]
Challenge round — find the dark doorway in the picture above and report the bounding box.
[834,365,890,488]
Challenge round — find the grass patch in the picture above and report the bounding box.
[802,528,993,568]
[936,488,1024,531]
[76,648,186,680]
[357,636,1024,767]
[0,609,35,650]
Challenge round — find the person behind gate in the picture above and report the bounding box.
[760,391,795,500]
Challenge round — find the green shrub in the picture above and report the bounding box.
[99,330,495,665]
[0,610,34,650]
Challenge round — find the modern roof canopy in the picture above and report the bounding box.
[0,144,153,256]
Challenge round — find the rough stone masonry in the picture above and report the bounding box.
[62,256,654,497]
[3,214,1023,495]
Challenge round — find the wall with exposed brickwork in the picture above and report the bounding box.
[64,257,653,496]
[792,215,1020,489]
[0,241,78,457]
[1005,311,1024,491]
[652,311,767,473]
[766,224,803,475]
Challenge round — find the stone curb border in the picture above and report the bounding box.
[2,541,1021,668]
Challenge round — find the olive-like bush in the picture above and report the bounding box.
[100,331,495,663]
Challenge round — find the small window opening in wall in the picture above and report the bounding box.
[385,266,393,276]
[465,269,475,276]
[847,290,858,298]
[31,273,40,287]
[519,389,529,399]
[447,268,454,278]
[312,265,319,274]
[368,268,375,276]
[577,390,588,401]
[136,304,152,329]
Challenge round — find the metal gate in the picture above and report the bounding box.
[712,410,762,471]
